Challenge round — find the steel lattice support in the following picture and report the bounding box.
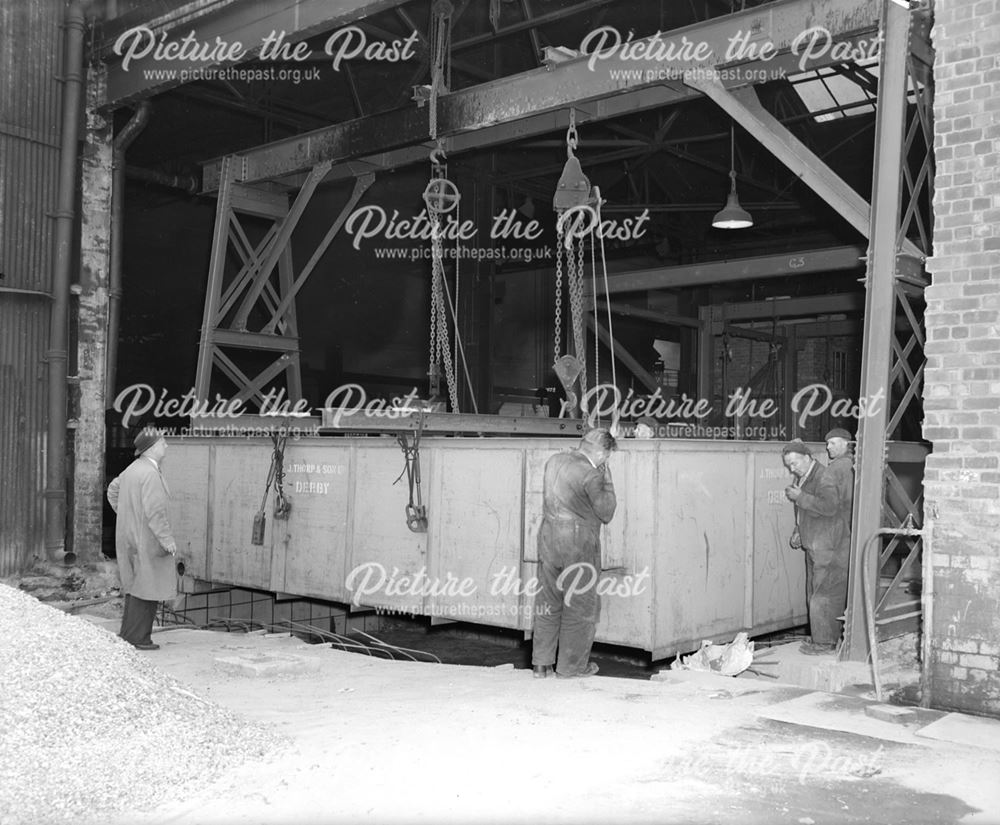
[843,0,934,660]
[194,158,374,407]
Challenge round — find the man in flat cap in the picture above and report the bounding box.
[532,428,618,678]
[782,438,849,655]
[824,428,855,523]
[107,427,179,650]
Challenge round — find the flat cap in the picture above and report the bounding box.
[824,428,853,441]
[781,439,812,457]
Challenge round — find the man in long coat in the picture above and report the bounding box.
[107,427,178,650]
[783,439,849,655]
[532,428,618,678]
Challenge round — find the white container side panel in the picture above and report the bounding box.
[211,444,274,590]
[751,450,808,629]
[595,447,655,649]
[275,443,353,601]
[521,446,564,563]
[427,447,525,629]
[653,449,749,656]
[518,560,538,632]
[346,443,430,612]
[162,443,211,581]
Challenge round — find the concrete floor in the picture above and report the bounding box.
[82,620,1000,825]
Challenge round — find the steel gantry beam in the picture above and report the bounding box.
[199,0,881,190]
[584,246,866,296]
[99,0,411,108]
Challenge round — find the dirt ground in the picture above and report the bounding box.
[76,621,1000,825]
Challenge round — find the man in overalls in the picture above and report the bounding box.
[532,428,618,678]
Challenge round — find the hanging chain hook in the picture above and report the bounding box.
[566,109,579,157]
[429,140,447,171]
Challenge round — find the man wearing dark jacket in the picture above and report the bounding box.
[107,427,178,650]
[532,428,618,678]
[824,427,855,518]
[783,439,849,655]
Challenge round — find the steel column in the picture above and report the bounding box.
[232,161,331,329]
[194,156,236,401]
[843,0,925,658]
[262,172,374,334]
[843,0,933,660]
[196,163,376,406]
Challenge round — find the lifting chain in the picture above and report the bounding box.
[423,146,460,411]
[566,109,579,157]
[428,0,453,140]
[271,430,291,519]
[394,413,428,532]
[430,213,460,412]
[572,233,587,402]
[554,230,564,358]
[250,429,290,546]
[564,234,586,400]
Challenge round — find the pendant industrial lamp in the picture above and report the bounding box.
[712,123,753,230]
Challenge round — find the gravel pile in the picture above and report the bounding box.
[0,582,286,825]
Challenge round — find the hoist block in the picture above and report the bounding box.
[553,155,593,212]
[422,177,461,215]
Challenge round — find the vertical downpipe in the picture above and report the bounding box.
[920,522,934,708]
[45,0,86,563]
[107,102,151,404]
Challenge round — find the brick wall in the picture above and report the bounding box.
[924,0,1000,716]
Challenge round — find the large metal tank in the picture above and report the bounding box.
[164,435,808,659]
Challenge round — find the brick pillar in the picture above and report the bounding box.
[73,64,113,563]
[924,0,1000,716]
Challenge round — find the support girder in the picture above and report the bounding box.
[200,0,880,189]
[586,246,866,296]
[585,315,658,393]
[684,71,923,261]
[714,293,864,321]
[100,0,410,108]
[596,302,701,329]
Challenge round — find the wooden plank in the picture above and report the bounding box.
[653,447,748,653]
[210,445,274,589]
[427,447,525,628]
[162,443,211,581]
[275,443,353,601]
[751,446,807,629]
[345,442,429,612]
[594,445,655,650]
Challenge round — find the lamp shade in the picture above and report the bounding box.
[712,190,754,229]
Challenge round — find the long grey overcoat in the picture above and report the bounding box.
[107,457,177,601]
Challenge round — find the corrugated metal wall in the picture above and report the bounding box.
[0,0,64,575]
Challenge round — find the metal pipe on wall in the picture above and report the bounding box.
[107,102,152,406]
[125,165,200,195]
[44,0,86,563]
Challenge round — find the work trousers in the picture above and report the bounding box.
[119,593,159,647]
[531,520,601,676]
[804,551,849,647]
